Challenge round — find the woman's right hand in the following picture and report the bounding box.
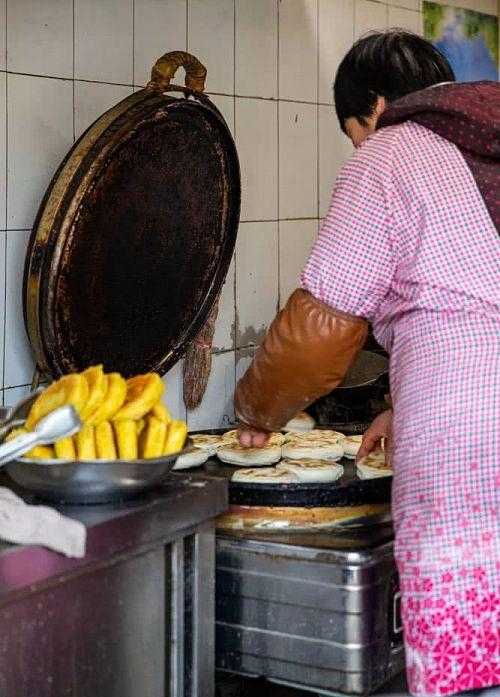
[356,409,393,465]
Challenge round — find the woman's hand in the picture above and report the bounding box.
[356,409,393,465]
[237,426,270,448]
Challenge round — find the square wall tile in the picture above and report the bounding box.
[319,0,354,104]
[354,0,387,40]
[388,7,422,34]
[210,94,234,135]
[7,74,73,229]
[188,0,234,95]
[279,101,317,220]
[187,351,235,430]
[3,385,32,409]
[162,359,186,422]
[134,0,186,87]
[74,81,133,139]
[279,0,318,103]
[387,0,420,9]
[236,0,278,98]
[4,231,35,388]
[279,220,317,305]
[75,0,133,84]
[236,98,278,222]
[0,73,5,230]
[235,221,278,347]
[213,255,235,352]
[0,0,5,70]
[319,104,353,217]
[0,232,5,389]
[7,0,73,78]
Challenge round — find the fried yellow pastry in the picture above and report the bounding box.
[4,427,47,459]
[80,365,107,420]
[140,416,168,459]
[164,420,188,455]
[25,445,55,460]
[95,421,117,460]
[54,437,76,460]
[5,427,27,441]
[136,418,146,436]
[86,373,127,425]
[75,424,97,460]
[26,373,89,430]
[150,401,172,424]
[114,420,138,460]
[113,373,164,421]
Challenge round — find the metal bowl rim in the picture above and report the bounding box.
[13,437,194,467]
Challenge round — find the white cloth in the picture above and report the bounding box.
[0,487,86,558]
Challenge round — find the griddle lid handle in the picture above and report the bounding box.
[148,51,207,93]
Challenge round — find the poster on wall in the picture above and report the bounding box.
[423,1,498,81]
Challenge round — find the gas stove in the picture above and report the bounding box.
[215,525,404,696]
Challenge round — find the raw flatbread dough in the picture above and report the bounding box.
[217,443,282,466]
[284,429,345,444]
[190,433,224,455]
[174,448,210,470]
[343,435,363,459]
[283,412,316,432]
[278,458,344,483]
[356,450,392,479]
[221,430,285,447]
[281,440,344,461]
[231,467,299,484]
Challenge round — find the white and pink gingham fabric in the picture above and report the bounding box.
[302,121,500,696]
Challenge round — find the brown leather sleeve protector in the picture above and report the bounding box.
[234,289,368,432]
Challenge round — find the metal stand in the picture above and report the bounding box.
[170,522,216,697]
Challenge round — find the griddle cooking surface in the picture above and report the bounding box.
[196,429,392,507]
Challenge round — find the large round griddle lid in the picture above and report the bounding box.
[24,51,240,379]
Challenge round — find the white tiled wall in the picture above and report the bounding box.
[0,0,497,424]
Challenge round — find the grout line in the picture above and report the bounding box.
[132,0,135,88]
[72,0,75,142]
[316,0,320,221]
[3,47,7,392]
[232,0,237,371]
[2,228,34,232]
[276,0,280,308]
[186,0,189,51]
[240,217,320,224]
[2,233,6,392]
[3,0,6,73]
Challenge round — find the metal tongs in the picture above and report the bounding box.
[0,406,81,466]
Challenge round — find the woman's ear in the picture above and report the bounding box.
[374,96,387,117]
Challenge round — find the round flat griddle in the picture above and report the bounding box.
[24,51,240,379]
[197,430,392,507]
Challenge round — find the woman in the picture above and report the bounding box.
[234,32,499,697]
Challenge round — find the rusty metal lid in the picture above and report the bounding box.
[24,52,240,378]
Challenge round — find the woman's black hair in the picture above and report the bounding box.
[334,30,455,132]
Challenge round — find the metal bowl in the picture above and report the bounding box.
[6,440,193,504]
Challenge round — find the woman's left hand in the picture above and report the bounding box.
[356,409,393,465]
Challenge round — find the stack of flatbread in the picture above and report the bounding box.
[356,450,392,479]
[232,459,344,484]
[282,430,345,461]
[174,433,226,470]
